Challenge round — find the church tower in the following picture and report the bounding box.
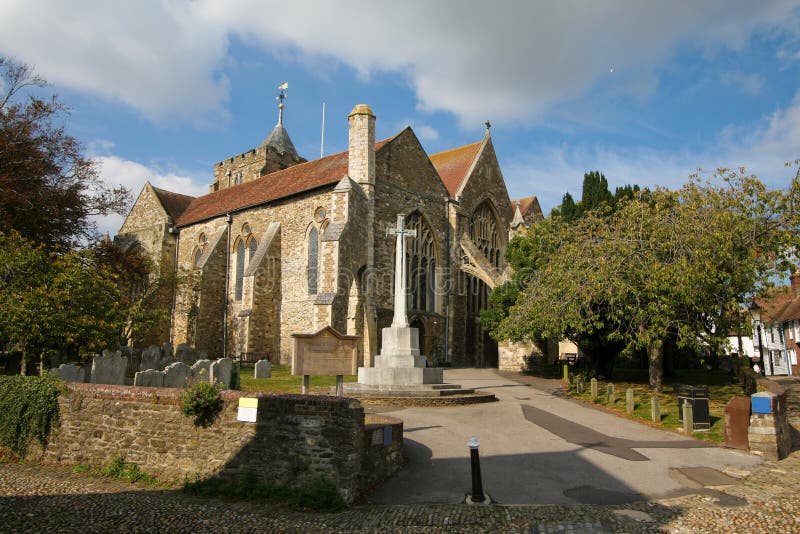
[210,83,306,192]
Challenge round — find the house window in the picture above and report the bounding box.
[405,212,436,312]
[308,227,319,295]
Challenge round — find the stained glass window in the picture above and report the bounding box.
[308,227,319,294]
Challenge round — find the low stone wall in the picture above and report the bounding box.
[37,383,402,502]
[498,341,539,372]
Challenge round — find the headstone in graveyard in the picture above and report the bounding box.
[163,362,192,388]
[209,357,234,388]
[191,359,212,382]
[254,359,272,379]
[91,350,126,385]
[140,345,161,371]
[134,369,164,387]
[52,363,85,383]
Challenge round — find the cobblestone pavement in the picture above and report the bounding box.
[1,452,799,533]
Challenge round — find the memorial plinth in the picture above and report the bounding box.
[357,325,443,387]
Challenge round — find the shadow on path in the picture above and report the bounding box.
[521,404,712,462]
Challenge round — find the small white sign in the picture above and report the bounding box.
[237,397,258,423]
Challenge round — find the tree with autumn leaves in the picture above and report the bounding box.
[0,57,173,372]
[491,168,800,391]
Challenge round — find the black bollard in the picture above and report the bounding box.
[468,437,485,503]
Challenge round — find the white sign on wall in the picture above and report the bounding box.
[237,397,258,423]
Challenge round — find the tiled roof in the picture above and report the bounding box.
[176,138,391,227]
[754,286,792,322]
[777,293,800,322]
[513,196,542,219]
[429,141,482,197]
[151,186,195,221]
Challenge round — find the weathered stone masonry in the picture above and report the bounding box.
[39,383,402,502]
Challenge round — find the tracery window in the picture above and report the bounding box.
[469,201,502,268]
[234,224,257,302]
[405,212,436,312]
[235,239,246,301]
[308,227,319,295]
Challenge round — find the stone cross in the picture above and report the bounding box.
[387,214,416,328]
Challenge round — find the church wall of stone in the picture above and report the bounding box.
[447,139,515,366]
[116,185,178,348]
[372,130,450,362]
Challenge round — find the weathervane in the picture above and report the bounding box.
[276,82,288,125]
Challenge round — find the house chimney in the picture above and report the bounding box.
[791,272,800,298]
[348,104,375,198]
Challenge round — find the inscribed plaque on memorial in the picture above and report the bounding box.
[291,326,359,376]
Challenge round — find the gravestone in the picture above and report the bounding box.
[161,342,174,363]
[140,345,162,371]
[254,359,272,379]
[91,351,126,385]
[121,346,140,378]
[175,343,197,365]
[590,378,598,400]
[191,359,212,382]
[134,369,164,387]
[163,362,192,388]
[52,363,85,383]
[230,362,240,390]
[210,357,234,388]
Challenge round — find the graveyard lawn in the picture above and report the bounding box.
[239,365,357,395]
[568,368,743,443]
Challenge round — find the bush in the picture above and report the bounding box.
[180,381,223,428]
[0,376,60,455]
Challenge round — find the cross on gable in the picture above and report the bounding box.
[387,214,417,238]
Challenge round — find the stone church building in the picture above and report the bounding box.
[117,103,542,367]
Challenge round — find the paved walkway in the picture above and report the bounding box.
[1,369,799,532]
[367,369,760,506]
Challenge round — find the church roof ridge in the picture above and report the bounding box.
[150,185,196,221]
[176,136,393,227]
[429,140,483,197]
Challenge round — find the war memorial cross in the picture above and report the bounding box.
[387,214,416,328]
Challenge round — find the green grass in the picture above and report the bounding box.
[569,368,744,443]
[239,365,356,394]
[183,474,346,512]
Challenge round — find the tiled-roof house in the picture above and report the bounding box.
[117,103,537,367]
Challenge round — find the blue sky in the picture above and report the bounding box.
[1,1,799,234]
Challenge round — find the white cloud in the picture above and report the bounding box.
[0,0,230,123]
[1,1,797,126]
[93,155,208,236]
[505,91,800,212]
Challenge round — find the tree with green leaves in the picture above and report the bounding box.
[0,232,125,373]
[93,237,176,348]
[495,169,798,391]
[0,57,129,250]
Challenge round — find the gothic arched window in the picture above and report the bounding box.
[235,239,246,301]
[405,212,436,313]
[308,227,319,295]
[469,201,502,268]
[248,236,258,260]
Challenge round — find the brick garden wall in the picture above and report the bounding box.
[38,383,402,502]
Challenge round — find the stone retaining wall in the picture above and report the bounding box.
[37,383,402,502]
